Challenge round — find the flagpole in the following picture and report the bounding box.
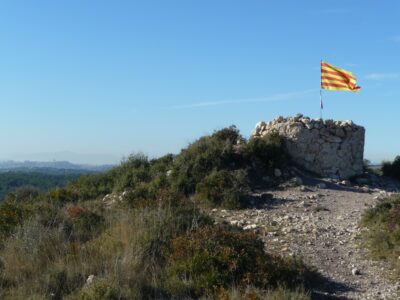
[320,89,323,119]
[320,60,323,119]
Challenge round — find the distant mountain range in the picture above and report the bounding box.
[0,160,113,173]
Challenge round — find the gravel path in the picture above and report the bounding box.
[210,178,400,299]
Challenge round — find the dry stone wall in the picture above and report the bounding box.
[251,114,365,179]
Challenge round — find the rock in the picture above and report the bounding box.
[293,177,303,186]
[340,180,352,186]
[243,224,257,230]
[352,268,361,276]
[317,183,327,189]
[361,186,371,193]
[274,168,282,177]
[86,274,95,285]
[300,185,311,192]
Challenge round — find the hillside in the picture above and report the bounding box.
[0,125,399,299]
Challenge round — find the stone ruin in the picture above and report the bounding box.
[251,114,365,179]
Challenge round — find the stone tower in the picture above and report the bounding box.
[252,115,365,179]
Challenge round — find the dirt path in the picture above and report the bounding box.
[210,179,400,299]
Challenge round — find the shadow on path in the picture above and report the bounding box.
[309,274,356,300]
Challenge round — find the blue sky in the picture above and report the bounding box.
[0,1,399,164]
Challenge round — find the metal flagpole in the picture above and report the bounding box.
[320,89,323,119]
[320,60,323,119]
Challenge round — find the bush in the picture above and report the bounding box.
[71,173,114,200]
[49,187,80,204]
[66,206,105,242]
[171,126,244,195]
[195,169,250,209]
[360,196,400,262]
[360,195,400,276]
[244,132,287,171]
[171,129,287,209]
[0,200,26,241]
[382,156,400,181]
[112,154,151,192]
[164,225,315,298]
[4,186,40,203]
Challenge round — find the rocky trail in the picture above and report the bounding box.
[210,174,400,300]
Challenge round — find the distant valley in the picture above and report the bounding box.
[0,160,113,201]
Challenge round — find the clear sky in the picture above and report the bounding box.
[1,1,399,164]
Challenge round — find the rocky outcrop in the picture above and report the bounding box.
[251,114,365,179]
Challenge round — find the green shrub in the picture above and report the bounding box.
[0,200,26,241]
[164,225,314,298]
[124,183,153,208]
[360,195,400,276]
[49,187,80,204]
[112,154,151,192]
[66,206,105,242]
[4,186,40,203]
[244,132,287,171]
[195,169,250,209]
[170,127,286,201]
[149,154,174,178]
[382,156,400,181]
[171,126,244,195]
[71,173,114,200]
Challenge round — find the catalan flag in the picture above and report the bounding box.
[321,61,360,92]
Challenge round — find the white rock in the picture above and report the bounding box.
[86,274,95,285]
[352,268,361,276]
[243,224,257,230]
[293,177,303,186]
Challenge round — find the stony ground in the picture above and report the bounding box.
[210,175,400,300]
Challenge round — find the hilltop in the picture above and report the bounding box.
[0,121,399,299]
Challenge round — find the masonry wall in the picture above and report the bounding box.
[251,115,365,179]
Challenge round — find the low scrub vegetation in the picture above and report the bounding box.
[0,126,320,299]
[382,156,400,181]
[360,195,400,277]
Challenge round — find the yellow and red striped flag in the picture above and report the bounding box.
[321,61,360,92]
